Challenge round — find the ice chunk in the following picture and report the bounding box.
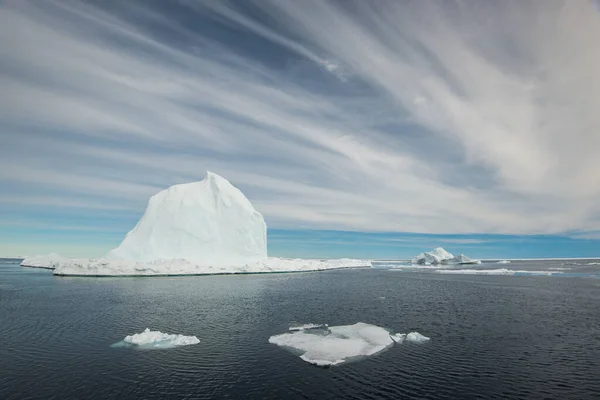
[20,253,63,269]
[269,322,430,367]
[450,254,481,264]
[411,248,481,265]
[390,333,406,343]
[412,247,454,265]
[406,332,431,343]
[289,323,329,331]
[106,171,267,266]
[121,328,199,348]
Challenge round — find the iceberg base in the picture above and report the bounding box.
[52,257,372,276]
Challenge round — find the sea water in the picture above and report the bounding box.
[1,259,599,399]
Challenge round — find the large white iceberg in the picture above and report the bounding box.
[107,171,267,265]
[268,322,430,367]
[411,247,480,265]
[120,328,199,348]
[20,253,64,269]
[45,171,370,276]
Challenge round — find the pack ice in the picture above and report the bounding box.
[269,322,430,367]
[411,247,480,266]
[42,171,370,276]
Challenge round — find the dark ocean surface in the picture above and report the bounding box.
[1,258,599,399]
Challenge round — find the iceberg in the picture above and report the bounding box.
[20,253,64,269]
[118,328,199,348]
[106,171,267,265]
[42,172,370,276]
[411,247,480,265]
[412,247,454,265]
[268,322,430,367]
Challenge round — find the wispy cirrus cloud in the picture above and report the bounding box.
[1,0,600,258]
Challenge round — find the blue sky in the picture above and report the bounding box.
[1,0,600,258]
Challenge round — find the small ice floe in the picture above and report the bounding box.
[114,328,200,349]
[269,322,430,367]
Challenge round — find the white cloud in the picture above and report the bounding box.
[1,0,600,238]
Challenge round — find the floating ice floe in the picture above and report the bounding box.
[118,328,200,349]
[29,172,370,276]
[436,269,562,276]
[269,322,430,367]
[52,257,370,276]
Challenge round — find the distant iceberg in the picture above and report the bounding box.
[411,247,480,265]
[29,172,370,276]
[118,328,199,349]
[20,253,64,269]
[412,247,454,265]
[269,322,430,367]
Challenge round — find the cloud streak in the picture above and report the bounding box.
[1,0,600,248]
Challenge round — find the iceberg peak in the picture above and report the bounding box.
[105,172,267,265]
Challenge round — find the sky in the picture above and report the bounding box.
[1,0,600,259]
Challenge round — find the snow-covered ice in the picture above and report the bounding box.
[436,269,562,276]
[406,332,431,343]
[411,247,480,265]
[451,254,481,264]
[53,257,370,276]
[20,253,63,269]
[120,328,199,348]
[412,247,454,265]
[106,171,267,265]
[289,323,329,331]
[268,322,430,367]
[39,172,371,276]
